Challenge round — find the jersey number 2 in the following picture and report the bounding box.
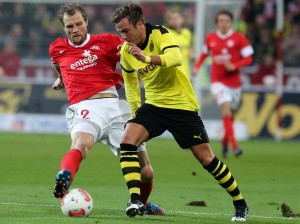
[81,109,90,119]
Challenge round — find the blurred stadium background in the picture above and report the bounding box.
[0,0,299,140]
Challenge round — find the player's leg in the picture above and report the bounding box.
[191,144,248,222]
[105,99,146,216]
[211,83,240,157]
[137,149,165,215]
[221,129,229,158]
[220,102,240,153]
[111,99,153,214]
[119,104,165,217]
[229,87,243,156]
[120,122,149,217]
[138,150,153,204]
[53,131,95,198]
[53,103,100,198]
[107,112,165,215]
[188,120,247,221]
[169,110,248,222]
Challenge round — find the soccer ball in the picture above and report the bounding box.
[61,188,93,217]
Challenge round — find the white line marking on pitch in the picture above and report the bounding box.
[0,201,297,221]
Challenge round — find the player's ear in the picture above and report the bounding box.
[86,17,89,27]
[136,20,143,29]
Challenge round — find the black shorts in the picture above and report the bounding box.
[128,103,210,149]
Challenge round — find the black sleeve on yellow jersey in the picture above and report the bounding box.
[159,45,183,67]
[120,64,135,73]
[147,24,183,67]
[156,25,169,34]
[162,45,179,53]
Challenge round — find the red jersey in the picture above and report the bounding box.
[195,30,253,87]
[49,33,123,105]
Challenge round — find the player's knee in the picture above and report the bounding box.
[71,139,93,159]
[140,165,154,182]
[220,103,232,116]
[191,144,215,166]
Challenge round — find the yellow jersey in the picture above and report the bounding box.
[168,27,193,77]
[120,23,199,114]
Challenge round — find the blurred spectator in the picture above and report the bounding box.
[140,2,166,24]
[0,1,298,69]
[0,40,21,77]
[39,20,61,58]
[283,24,300,66]
[83,5,97,31]
[286,0,300,18]
[253,27,276,63]
[5,23,27,57]
[164,8,194,79]
[10,3,26,24]
[250,54,276,86]
[91,21,106,34]
[32,4,52,30]
[263,0,276,29]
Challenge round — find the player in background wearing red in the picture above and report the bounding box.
[192,10,254,158]
[49,3,164,215]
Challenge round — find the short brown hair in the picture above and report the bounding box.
[111,3,145,26]
[58,3,87,26]
[215,9,233,24]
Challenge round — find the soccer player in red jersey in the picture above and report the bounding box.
[192,9,254,158]
[49,3,164,215]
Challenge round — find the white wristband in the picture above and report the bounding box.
[145,56,151,64]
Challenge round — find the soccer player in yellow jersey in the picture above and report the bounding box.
[112,3,248,222]
[164,9,194,79]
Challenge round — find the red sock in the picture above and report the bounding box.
[222,116,238,149]
[140,182,153,204]
[60,149,82,182]
[222,131,228,145]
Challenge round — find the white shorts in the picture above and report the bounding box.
[66,98,146,156]
[210,82,242,110]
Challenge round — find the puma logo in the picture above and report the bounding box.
[193,134,202,140]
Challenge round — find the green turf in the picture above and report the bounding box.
[0,132,299,224]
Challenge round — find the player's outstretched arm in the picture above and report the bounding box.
[51,63,64,90]
[52,78,64,90]
[126,42,182,67]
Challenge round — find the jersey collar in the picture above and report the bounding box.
[68,34,90,47]
[138,23,152,50]
[216,29,234,39]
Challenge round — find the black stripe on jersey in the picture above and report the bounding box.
[155,25,169,34]
[139,23,170,50]
[162,45,180,53]
[120,64,135,73]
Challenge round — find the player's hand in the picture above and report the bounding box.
[116,43,124,56]
[224,62,236,72]
[52,78,64,90]
[126,42,147,62]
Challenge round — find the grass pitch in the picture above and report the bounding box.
[0,132,299,224]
